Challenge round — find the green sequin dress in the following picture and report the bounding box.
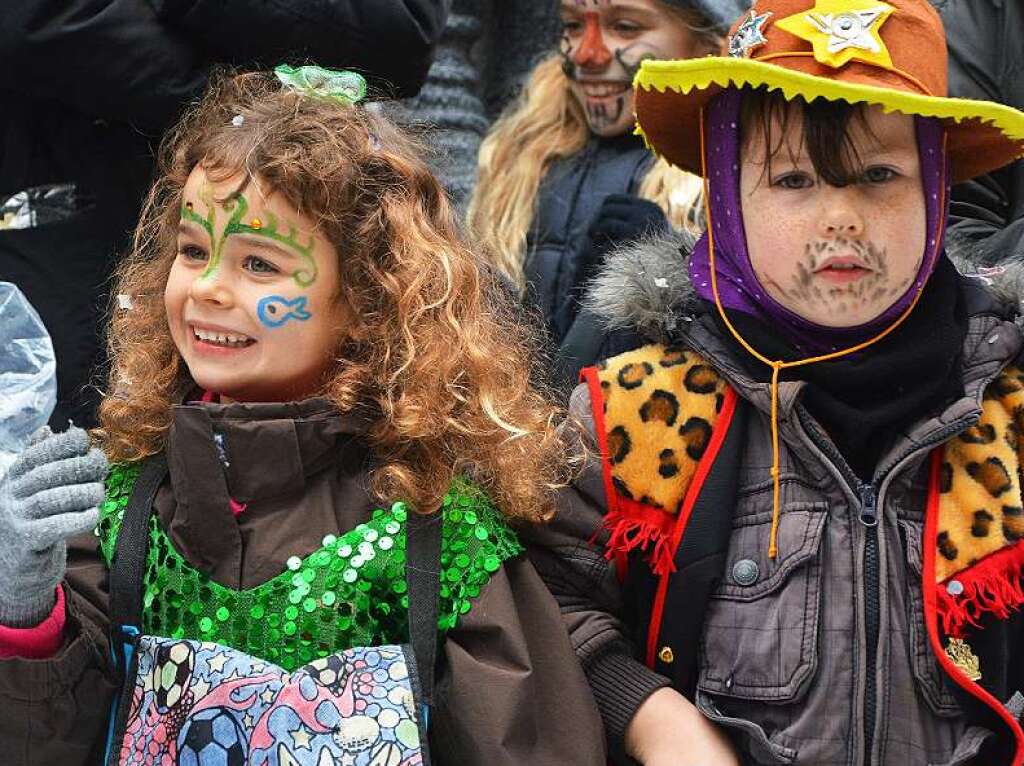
[96,463,522,671]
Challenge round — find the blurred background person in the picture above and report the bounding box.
[931,0,1024,268]
[466,0,748,387]
[0,0,449,429]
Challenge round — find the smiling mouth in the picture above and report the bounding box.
[191,325,257,348]
[578,81,630,98]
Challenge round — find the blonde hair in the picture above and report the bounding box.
[468,8,717,290]
[96,71,576,522]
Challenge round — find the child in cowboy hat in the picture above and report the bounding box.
[525,0,1024,763]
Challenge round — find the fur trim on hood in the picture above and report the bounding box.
[584,228,1024,344]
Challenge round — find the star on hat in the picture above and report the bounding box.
[729,9,774,58]
[777,0,896,69]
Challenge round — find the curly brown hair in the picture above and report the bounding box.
[97,70,575,521]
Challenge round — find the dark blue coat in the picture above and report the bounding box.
[523,133,654,345]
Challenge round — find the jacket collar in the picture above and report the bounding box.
[585,229,1024,443]
[166,397,370,505]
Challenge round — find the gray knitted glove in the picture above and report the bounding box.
[0,426,107,627]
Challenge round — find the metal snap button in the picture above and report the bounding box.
[658,646,675,664]
[732,558,759,586]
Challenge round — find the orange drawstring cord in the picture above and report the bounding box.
[697,108,948,559]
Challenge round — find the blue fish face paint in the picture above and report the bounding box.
[257,295,312,328]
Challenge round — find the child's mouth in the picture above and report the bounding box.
[814,256,873,284]
[191,325,257,350]
[579,81,630,99]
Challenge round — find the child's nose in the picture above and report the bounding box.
[818,197,865,239]
[574,15,613,70]
[189,271,234,307]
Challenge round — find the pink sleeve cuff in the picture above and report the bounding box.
[0,587,67,659]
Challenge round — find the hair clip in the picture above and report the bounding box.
[273,64,367,105]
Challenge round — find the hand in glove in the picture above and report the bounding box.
[0,426,108,627]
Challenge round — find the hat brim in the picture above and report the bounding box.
[634,57,1024,184]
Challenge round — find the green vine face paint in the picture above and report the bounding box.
[182,185,318,287]
[165,165,345,403]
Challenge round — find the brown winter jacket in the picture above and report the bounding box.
[0,397,605,766]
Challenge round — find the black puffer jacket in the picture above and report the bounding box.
[932,0,1024,266]
[0,0,448,428]
[523,133,655,345]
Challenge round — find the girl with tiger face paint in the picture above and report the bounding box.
[469,0,746,371]
[560,0,710,137]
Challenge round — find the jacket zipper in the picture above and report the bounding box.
[858,482,880,763]
[799,410,978,765]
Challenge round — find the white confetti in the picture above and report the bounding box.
[117,294,133,310]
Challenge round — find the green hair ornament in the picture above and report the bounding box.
[274,64,367,105]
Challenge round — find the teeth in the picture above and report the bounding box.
[582,82,627,98]
[193,327,252,346]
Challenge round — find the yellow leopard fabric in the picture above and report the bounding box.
[592,346,1024,586]
[937,367,1024,583]
[593,343,727,514]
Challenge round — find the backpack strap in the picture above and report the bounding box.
[405,509,443,707]
[580,343,729,577]
[109,453,168,670]
[106,453,443,703]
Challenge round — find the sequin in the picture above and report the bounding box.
[96,465,523,672]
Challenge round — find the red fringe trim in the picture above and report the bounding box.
[937,539,1024,637]
[602,500,678,578]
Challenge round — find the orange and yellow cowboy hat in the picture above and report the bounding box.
[633,0,1024,183]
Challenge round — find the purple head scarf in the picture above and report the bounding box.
[688,88,951,356]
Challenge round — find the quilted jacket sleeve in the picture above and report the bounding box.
[521,383,671,753]
[146,0,450,98]
[0,0,448,133]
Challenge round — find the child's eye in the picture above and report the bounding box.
[179,244,208,262]
[561,19,583,35]
[772,172,814,190]
[863,166,897,184]
[611,20,643,35]
[244,255,279,274]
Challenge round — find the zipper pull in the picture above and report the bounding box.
[859,483,878,527]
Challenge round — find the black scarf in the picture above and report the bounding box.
[702,257,968,480]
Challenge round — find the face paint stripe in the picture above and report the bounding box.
[223,200,319,288]
[186,190,320,287]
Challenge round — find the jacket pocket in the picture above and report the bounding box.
[697,501,828,702]
[696,689,796,765]
[899,519,963,716]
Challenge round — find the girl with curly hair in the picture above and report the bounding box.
[0,68,603,765]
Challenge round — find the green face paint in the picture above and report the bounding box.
[180,190,318,287]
